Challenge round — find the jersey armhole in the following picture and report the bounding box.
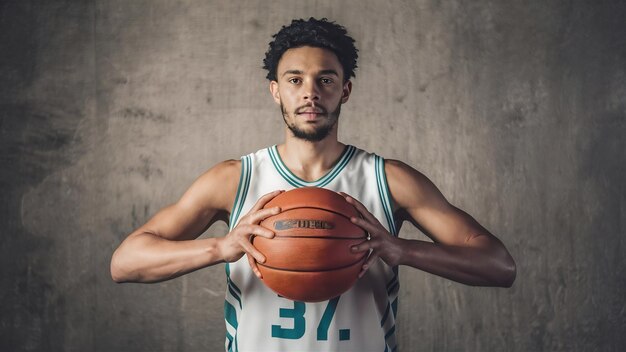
[375,155,398,236]
[229,155,252,230]
[225,157,248,350]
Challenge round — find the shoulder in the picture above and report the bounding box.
[384,159,429,187]
[383,158,448,210]
[194,159,241,187]
[207,159,241,179]
[178,159,242,212]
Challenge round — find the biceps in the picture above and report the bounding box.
[408,204,492,246]
[140,203,219,241]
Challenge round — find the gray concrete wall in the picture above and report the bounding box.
[1,0,624,351]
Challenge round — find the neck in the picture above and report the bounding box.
[277,130,346,182]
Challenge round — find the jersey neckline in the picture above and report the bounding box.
[268,144,356,188]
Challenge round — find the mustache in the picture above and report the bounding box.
[295,104,328,115]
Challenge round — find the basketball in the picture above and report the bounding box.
[253,187,368,302]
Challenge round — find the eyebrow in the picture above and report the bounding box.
[281,69,340,77]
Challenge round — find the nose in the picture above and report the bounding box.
[302,80,320,101]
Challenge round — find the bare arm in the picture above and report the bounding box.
[110,160,281,283]
[346,159,516,287]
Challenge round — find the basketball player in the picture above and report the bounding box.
[111,18,516,351]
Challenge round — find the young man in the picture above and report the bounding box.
[111,18,516,352]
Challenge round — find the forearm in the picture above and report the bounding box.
[110,232,225,283]
[396,238,516,287]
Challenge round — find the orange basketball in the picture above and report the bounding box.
[253,187,368,302]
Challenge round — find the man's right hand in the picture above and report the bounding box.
[217,190,283,278]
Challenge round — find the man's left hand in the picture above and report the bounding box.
[341,193,404,277]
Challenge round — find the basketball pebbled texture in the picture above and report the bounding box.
[253,187,368,302]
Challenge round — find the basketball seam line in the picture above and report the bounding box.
[265,235,368,240]
[256,255,366,273]
[271,205,360,222]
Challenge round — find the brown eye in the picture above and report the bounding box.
[288,78,301,84]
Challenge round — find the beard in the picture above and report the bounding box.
[281,101,342,142]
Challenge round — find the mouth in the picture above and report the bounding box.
[296,107,327,120]
[298,112,324,119]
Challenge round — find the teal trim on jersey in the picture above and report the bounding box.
[229,157,246,228]
[225,332,233,352]
[225,301,239,329]
[268,145,356,188]
[380,302,391,327]
[224,301,239,351]
[224,265,243,302]
[375,156,398,236]
[383,274,400,325]
[224,263,242,351]
[268,148,300,188]
[228,277,241,295]
[382,272,399,351]
[229,155,252,229]
[386,274,398,294]
[391,298,398,319]
[227,281,242,309]
[384,325,396,340]
[387,280,399,296]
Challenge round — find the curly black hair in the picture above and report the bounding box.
[263,18,358,82]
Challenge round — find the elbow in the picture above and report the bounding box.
[110,265,126,284]
[110,249,134,283]
[498,255,517,288]
[110,251,125,283]
[110,232,152,283]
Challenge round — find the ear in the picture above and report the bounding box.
[269,81,281,105]
[341,80,352,104]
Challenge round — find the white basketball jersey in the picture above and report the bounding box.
[224,145,399,352]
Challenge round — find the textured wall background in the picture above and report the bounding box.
[1,0,624,351]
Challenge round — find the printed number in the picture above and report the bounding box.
[316,297,339,340]
[271,301,306,339]
[272,297,349,341]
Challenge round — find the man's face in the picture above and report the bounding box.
[270,46,352,142]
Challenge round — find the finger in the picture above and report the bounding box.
[250,190,284,212]
[359,252,379,278]
[239,240,267,263]
[237,224,275,239]
[350,216,383,235]
[247,253,262,279]
[343,194,381,225]
[245,206,281,225]
[351,239,372,253]
[364,250,380,268]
